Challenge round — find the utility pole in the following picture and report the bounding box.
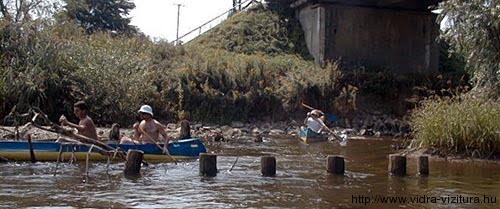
[173,3,185,45]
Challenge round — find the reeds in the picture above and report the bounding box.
[411,96,500,158]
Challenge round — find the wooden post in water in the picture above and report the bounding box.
[199,153,217,177]
[261,156,276,177]
[327,155,344,175]
[417,155,429,176]
[124,149,143,178]
[388,154,406,176]
[26,134,36,163]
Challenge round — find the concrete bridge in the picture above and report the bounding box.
[291,0,442,73]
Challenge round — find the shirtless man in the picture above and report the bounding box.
[135,105,169,146]
[59,101,98,140]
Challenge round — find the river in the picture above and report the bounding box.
[1,136,499,208]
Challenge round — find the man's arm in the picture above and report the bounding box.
[156,122,170,154]
[159,124,169,144]
[133,122,141,141]
[60,115,86,132]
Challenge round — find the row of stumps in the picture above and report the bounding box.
[199,154,279,177]
[389,154,429,176]
[123,151,429,178]
[199,153,345,177]
[123,151,344,178]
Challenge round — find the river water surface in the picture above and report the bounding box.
[1,136,499,209]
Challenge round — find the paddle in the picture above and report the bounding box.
[301,103,338,122]
[138,126,178,164]
[302,103,347,145]
[319,120,347,145]
[31,111,127,159]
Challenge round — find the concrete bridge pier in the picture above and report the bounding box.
[292,0,441,73]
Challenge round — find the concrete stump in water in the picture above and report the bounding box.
[199,153,217,177]
[124,150,143,178]
[327,155,345,175]
[388,154,406,176]
[261,156,276,176]
[417,156,429,176]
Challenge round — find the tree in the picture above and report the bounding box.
[0,0,58,23]
[63,0,137,35]
[265,0,295,18]
[439,0,500,98]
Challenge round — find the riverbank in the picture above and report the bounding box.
[398,146,500,163]
[0,114,409,143]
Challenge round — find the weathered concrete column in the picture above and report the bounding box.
[388,154,406,176]
[417,155,429,176]
[124,149,143,178]
[327,155,345,175]
[199,153,217,177]
[292,1,440,73]
[261,156,276,177]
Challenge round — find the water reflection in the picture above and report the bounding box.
[0,136,499,208]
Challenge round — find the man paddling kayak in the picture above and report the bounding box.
[58,101,98,141]
[120,105,169,147]
[304,109,326,134]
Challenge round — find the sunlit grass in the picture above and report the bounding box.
[411,96,500,158]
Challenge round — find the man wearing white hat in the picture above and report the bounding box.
[304,109,326,134]
[134,105,169,146]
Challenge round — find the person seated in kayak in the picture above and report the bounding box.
[304,109,327,134]
[58,101,98,140]
[178,111,191,140]
[117,121,140,144]
[126,105,169,146]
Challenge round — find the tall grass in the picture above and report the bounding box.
[411,96,500,158]
[191,4,310,58]
[164,46,342,123]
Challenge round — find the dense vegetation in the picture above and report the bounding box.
[1,0,498,159]
[0,2,342,125]
[411,96,500,158]
[439,0,499,98]
[192,4,310,59]
[410,0,500,158]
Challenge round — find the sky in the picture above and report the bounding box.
[130,0,235,42]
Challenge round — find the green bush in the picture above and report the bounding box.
[51,23,182,124]
[165,46,342,123]
[1,20,176,125]
[411,97,500,158]
[1,20,74,122]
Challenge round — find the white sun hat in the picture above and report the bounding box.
[311,109,323,117]
[138,105,154,116]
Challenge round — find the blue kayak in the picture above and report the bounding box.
[299,128,328,143]
[0,138,207,162]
